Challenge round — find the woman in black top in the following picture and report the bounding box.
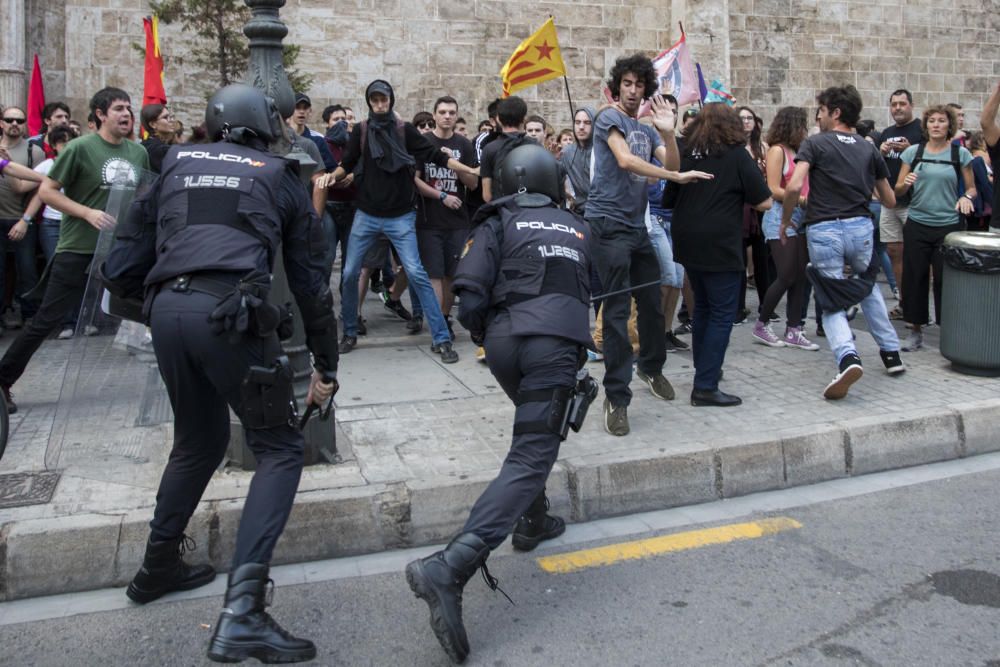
[139,104,175,174]
[665,104,772,407]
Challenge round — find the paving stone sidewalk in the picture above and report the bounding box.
[0,283,997,601]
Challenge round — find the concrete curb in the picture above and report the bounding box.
[3,399,999,601]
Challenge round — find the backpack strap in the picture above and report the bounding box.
[950,142,962,192]
[911,142,926,172]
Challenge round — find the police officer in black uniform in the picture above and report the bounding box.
[405,144,597,664]
[103,83,338,664]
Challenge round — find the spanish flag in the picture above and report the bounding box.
[500,17,567,98]
[142,15,167,108]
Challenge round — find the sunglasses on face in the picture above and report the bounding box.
[417,122,435,129]
[2,118,26,124]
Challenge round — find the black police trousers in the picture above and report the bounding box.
[461,312,579,550]
[148,288,304,567]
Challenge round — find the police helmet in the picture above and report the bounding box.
[497,143,562,202]
[205,84,283,143]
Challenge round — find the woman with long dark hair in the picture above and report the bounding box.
[752,106,819,350]
[736,105,770,323]
[665,103,772,406]
[139,103,175,174]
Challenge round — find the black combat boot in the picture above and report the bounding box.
[405,533,492,664]
[511,493,566,552]
[126,535,216,604]
[207,563,316,664]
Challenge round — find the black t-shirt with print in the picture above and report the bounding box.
[875,119,923,205]
[795,131,890,225]
[417,133,476,231]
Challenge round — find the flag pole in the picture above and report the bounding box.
[550,15,581,149]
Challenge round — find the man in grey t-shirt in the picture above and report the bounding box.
[586,53,712,436]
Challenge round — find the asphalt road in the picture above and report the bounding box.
[3,461,1000,667]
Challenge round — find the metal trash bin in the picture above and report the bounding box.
[940,231,1000,376]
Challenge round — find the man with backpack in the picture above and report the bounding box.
[478,95,532,203]
[318,80,479,362]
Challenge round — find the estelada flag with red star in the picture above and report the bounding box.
[499,17,567,98]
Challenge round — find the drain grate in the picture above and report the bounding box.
[0,471,61,509]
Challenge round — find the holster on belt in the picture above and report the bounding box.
[165,270,287,342]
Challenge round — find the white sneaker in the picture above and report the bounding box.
[83,325,99,336]
[57,327,74,340]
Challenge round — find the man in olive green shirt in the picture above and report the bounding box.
[0,87,148,413]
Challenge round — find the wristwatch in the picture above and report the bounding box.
[963,194,975,202]
[438,191,447,202]
[21,214,33,225]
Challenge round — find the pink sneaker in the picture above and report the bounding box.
[784,326,820,351]
[752,321,785,347]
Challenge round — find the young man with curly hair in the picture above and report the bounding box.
[586,53,712,435]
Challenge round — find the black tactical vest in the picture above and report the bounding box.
[466,197,592,346]
[144,141,288,286]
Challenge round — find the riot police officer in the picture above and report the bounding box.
[405,144,597,664]
[103,84,338,664]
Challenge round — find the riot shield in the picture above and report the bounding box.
[43,168,172,487]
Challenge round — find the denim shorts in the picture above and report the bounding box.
[762,201,804,241]
[647,213,684,288]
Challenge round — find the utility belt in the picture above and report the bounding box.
[163,270,293,341]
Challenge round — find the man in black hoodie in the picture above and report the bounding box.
[560,106,595,215]
[320,80,479,362]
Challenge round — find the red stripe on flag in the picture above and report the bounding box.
[508,60,536,75]
[508,68,556,87]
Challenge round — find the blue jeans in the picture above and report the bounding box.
[39,219,61,262]
[687,269,742,391]
[648,214,684,287]
[805,217,900,364]
[340,209,449,344]
[0,218,40,319]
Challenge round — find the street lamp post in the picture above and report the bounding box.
[227,0,337,469]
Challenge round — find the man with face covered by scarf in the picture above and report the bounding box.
[319,80,479,361]
[321,104,357,287]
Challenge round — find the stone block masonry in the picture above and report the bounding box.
[12,0,998,132]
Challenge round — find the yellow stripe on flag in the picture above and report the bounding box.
[499,17,567,97]
[536,517,802,574]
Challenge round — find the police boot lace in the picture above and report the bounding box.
[126,534,216,604]
[405,533,498,664]
[207,563,316,664]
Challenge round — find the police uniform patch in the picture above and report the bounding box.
[460,237,474,258]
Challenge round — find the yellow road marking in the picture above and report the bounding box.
[536,517,802,574]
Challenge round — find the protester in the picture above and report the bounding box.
[736,105,770,324]
[139,103,175,173]
[666,103,771,407]
[21,125,76,261]
[965,131,993,230]
[586,53,711,435]
[0,87,149,413]
[780,85,904,400]
[754,106,819,351]
[981,80,1000,229]
[560,107,595,215]
[894,105,976,351]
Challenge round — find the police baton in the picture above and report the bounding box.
[589,279,663,303]
[299,392,336,430]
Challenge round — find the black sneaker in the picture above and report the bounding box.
[406,316,423,334]
[673,321,693,336]
[823,353,863,400]
[357,317,367,336]
[383,298,412,321]
[733,308,750,326]
[338,335,357,353]
[369,271,383,294]
[664,332,690,352]
[432,341,459,364]
[816,323,826,338]
[1,384,16,414]
[880,350,906,375]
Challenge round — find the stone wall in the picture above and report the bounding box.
[728,0,1000,128]
[8,0,1000,133]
